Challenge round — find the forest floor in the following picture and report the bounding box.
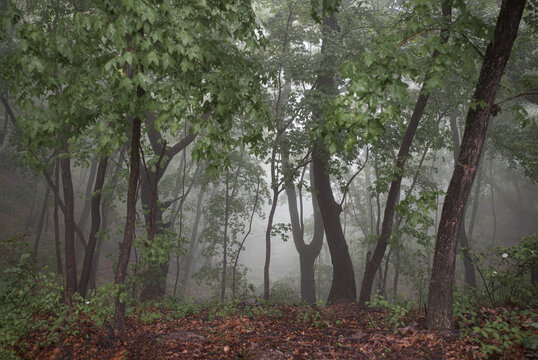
[15,301,534,360]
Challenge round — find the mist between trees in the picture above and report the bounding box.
[0,0,536,346]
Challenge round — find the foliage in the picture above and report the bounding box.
[0,251,64,358]
[453,234,538,358]
[207,300,283,321]
[465,233,538,308]
[296,306,328,329]
[455,305,537,359]
[267,278,301,304]
[4,0,268,172]
[366,294,411,333]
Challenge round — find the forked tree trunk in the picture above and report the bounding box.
[284,159,324,304]
[427,0,525,332]
[312,15,356,304]
[79,157,108,298]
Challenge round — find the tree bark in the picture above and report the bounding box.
[114,113,142,336]
[427,0,525,332]
[78,157,108,298]
[359,3,452,308]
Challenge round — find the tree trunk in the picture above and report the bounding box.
[221,170,230,303]
[78,157,108,298]
[359,81,432,307]
[89,148,126,291]
[449,114,477,289]
[310,15,356,304]
[489,165,497,246]
[24,176,39,234]
[179,188,205,300]
[232,179,260,298]
[427,0,525,332]
[284,157,324,304]
[60,141,77,302]
[78,160,98,234]
[138,126,197,301]
[42,170,87,250]
[53,159,63,275]
[139,167,169,301]
[312,143,356,303]
[264,186,279,301]
[114,113,142,336]
[33,185,50,256]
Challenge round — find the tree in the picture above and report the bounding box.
[427,0,526,332]
[312,15,357,304]
[358,1,452,307]
[283,159,324,304]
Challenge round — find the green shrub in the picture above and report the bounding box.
[455,306,537,358]
[467,233,538,308]
[366,294,411,332]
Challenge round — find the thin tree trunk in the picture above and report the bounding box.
[79,157,108,298]
[54,159,63,275]
[392,250,400,301]
[449,114,477,288]
[114,111,142,336]
[172,151,188,298]
[359,3,452,307]
[178,189,205,300]
[89,147,126,291]
[427,0,525,331]
[221,170,230,303]
[264,185,279,301]
[60,141,77,303]
[489,165,497,245]
[42,169,87,250]
[24,176,39,233]
[78,160,98,233]
[468,161,482,237]
[33,186,51,256]
[232,179,261,298]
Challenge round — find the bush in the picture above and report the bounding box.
[366,294,411,332]
[468,233,538,308]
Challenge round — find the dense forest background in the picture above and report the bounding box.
[0,0,537,358]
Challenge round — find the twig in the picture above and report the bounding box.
[495,90,538,106]
[397,28,444,48]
